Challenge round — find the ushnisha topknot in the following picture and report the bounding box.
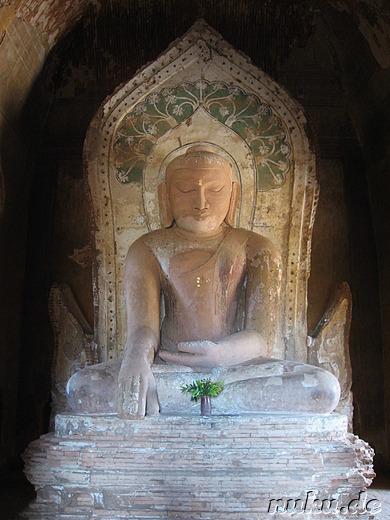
[165,145,232,181]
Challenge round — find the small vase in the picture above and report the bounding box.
[200,396,211,416]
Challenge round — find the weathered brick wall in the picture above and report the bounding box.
[22,414,374,519]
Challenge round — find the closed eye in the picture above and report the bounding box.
[177,188,196,193]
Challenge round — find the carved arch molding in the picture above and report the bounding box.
[84,20,318,365]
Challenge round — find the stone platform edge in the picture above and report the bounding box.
[55,411,349,437]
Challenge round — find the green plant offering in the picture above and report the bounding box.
[180,378,224,402]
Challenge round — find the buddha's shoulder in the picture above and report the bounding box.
[231,228,281,262]
[130,229,173,251]
[231,228,277,249]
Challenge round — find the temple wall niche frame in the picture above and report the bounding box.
[84,20,317,364]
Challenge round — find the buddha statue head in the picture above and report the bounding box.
[158,145,241,235]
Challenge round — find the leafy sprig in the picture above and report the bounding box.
[180,378,224,402]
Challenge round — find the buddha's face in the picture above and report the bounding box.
[167,164,232,235]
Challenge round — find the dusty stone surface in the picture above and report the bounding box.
[22,413,375,519]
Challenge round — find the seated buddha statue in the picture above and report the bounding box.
[66,145,340,418]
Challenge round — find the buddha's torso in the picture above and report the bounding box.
[141,227,250,350]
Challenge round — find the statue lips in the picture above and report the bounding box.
[193,210,211,221]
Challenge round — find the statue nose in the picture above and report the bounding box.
[194,187,210,210]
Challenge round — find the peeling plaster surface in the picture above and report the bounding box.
[14,0,91,48]
[0,0,91,125]
[0,13,46,122]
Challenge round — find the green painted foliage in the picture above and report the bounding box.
[113,81,291,191]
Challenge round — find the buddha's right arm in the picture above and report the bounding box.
[124,238,161,349]
[118,238,161,419]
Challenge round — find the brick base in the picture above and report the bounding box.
[22,413,375,519]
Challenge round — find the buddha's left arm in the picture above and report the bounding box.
[243,234,282,356]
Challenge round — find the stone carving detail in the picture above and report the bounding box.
[308,283,353,429]
[114,81,291,191]
[49,283,96,426]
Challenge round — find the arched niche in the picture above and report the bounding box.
[84,20,317,364]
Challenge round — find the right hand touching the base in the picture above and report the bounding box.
[118,330,160,419]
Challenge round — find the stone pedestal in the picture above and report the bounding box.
[23,413,374,519]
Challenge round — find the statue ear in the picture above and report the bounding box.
[158,182,174,228]
[224,182,240,227]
